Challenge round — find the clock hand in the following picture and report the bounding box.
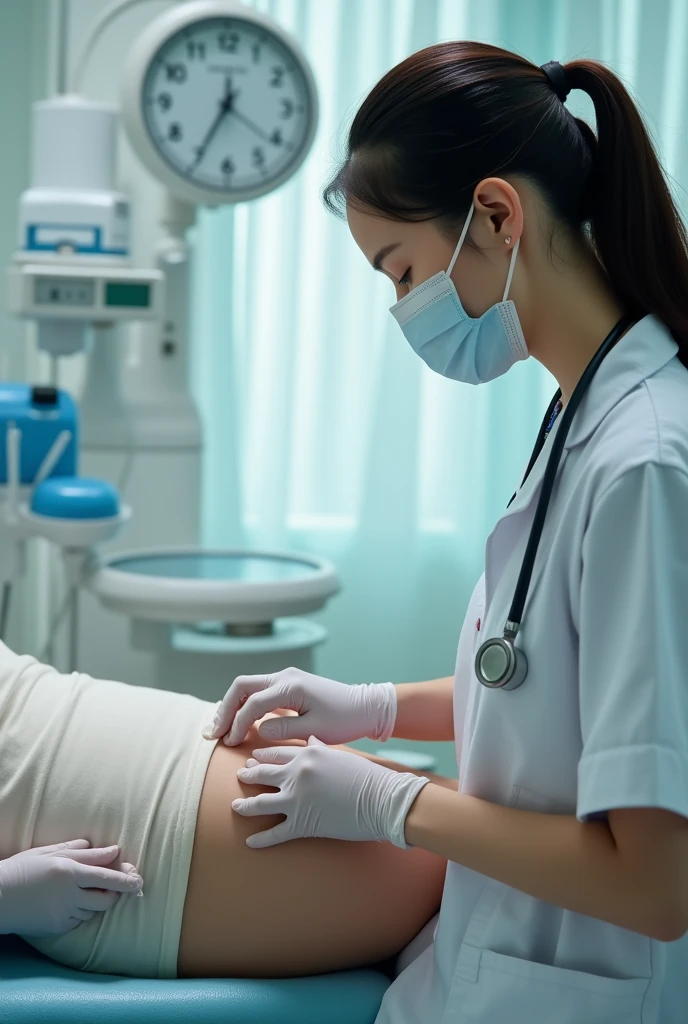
[229,106,273,144]
[189,76,236,172]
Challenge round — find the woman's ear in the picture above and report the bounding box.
[472,177,523,248]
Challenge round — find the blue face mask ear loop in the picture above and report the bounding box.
[502,236,520,302]
[446,203,520,303]
[446,203,475,278]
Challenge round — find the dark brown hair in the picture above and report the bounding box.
[322,40,688,370]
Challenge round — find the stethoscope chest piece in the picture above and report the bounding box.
[475,635,528,690]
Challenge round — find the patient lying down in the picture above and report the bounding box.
[177,710,450,978]
[1,643,450,982]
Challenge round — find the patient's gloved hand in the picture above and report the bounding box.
[203,667,397,747]
[0,840,144,937]
[233,736,430,848]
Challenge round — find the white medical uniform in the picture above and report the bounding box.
[376,314,688,1024]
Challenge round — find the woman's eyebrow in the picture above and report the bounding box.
[372,242,401,271]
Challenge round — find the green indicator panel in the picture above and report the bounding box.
[105,282,151,308]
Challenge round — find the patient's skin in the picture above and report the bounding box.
[177,716,450,978]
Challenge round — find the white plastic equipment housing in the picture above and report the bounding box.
[19,95,130,259]
[7,263,164,322]
[31,95,117,192]
[88,547,340,624]
[21,504,132,548]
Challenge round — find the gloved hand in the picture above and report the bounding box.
[232,735,430,849]
[203,666,398,747]
[0,840,144,938]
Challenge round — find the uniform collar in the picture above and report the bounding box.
[503,315,678,519]
[485,316,680,615]
[561,314,678,451]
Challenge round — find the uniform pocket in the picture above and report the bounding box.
[454,945,649,1024]
[449,784,651,1023]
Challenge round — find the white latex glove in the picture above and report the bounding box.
[232,735,430,849]
[202,667,397,747]
[0,840,144,937]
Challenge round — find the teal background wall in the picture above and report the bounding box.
[0,0,50,655]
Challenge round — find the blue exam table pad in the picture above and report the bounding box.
[0,935,392,1024]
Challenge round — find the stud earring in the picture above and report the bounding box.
[504,236,512,244]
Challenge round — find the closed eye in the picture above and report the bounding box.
[399,268,411,287]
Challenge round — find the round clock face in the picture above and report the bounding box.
[140,15,314,197]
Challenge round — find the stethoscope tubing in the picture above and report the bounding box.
[476,313,635,690]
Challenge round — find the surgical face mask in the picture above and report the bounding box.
[389,204,529,384]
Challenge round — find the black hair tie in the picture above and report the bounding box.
[540,60,571,102]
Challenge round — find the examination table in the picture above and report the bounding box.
[0,934,391,1023]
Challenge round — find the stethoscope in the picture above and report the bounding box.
[475,313,635,691]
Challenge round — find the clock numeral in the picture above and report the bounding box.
[221,157,235,175]
[169,122,182,141]
[252,146,265,168]
[165,63,187,83]
[279,98,294,120]
[270,66,285,88]
[157,92,172,111]
[251,42,261,63]
[270,128,283,146]
[187,40,206,60]
[218,30,240,53]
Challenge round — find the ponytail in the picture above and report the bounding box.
[323,41,688,370]
[564,59,688,369]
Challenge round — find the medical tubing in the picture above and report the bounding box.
[6,424,20,523]
[55,0,69,93]
[117,442,135,495]
[506,314,634,634]
[70,0,180,94]
[68,587,79,674]
[506,392,562,511]
[34,431,72,488]
[0,584,12,641]
[39,590,72,664]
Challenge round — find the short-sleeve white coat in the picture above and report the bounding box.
[376,314,688,1024]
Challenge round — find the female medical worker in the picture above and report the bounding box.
[204,42,688,1024]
